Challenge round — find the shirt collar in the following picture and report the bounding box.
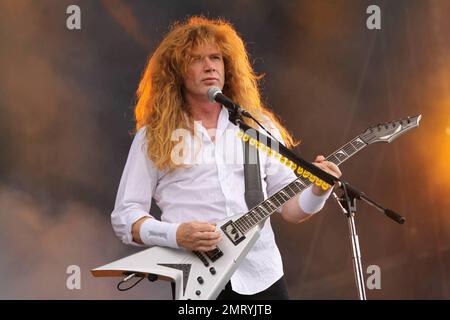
[191,105,235,142]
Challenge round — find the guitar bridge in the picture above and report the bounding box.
[193,250,210,267]
[221,220,246,246]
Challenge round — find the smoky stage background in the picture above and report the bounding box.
[0,0,449,299]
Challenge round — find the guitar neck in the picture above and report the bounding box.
[233,135,368,234]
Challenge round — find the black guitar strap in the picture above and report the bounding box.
[242,133,264,210]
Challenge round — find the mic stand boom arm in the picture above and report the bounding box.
[229,106,405,224]
[228,103,405,223]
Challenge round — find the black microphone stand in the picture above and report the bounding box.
[224,102,405,300]
[331,189,367,299]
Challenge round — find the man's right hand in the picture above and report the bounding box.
[176,221,221,252]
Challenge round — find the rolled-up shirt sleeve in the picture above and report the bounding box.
[111,127,158,246]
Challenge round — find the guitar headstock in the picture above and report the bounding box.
[360,115,422,144]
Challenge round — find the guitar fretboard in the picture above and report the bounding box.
[233,135,368,234]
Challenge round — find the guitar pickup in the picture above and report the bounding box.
[221,221,246,246]
[204,247,223,262]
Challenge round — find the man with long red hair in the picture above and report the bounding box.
[111,16,341,299]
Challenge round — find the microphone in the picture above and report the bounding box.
[207,87,251,117]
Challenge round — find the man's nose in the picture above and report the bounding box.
[203,58,215,72]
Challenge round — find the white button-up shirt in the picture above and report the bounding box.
[111,106,297,295]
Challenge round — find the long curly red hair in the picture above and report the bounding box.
[134,16,297,171]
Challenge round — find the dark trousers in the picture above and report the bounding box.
[216,276,289,300]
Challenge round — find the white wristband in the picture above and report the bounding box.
[298,185,333,215]
[139,218,180,249]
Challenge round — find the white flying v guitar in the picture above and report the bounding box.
[91,115,421,299]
